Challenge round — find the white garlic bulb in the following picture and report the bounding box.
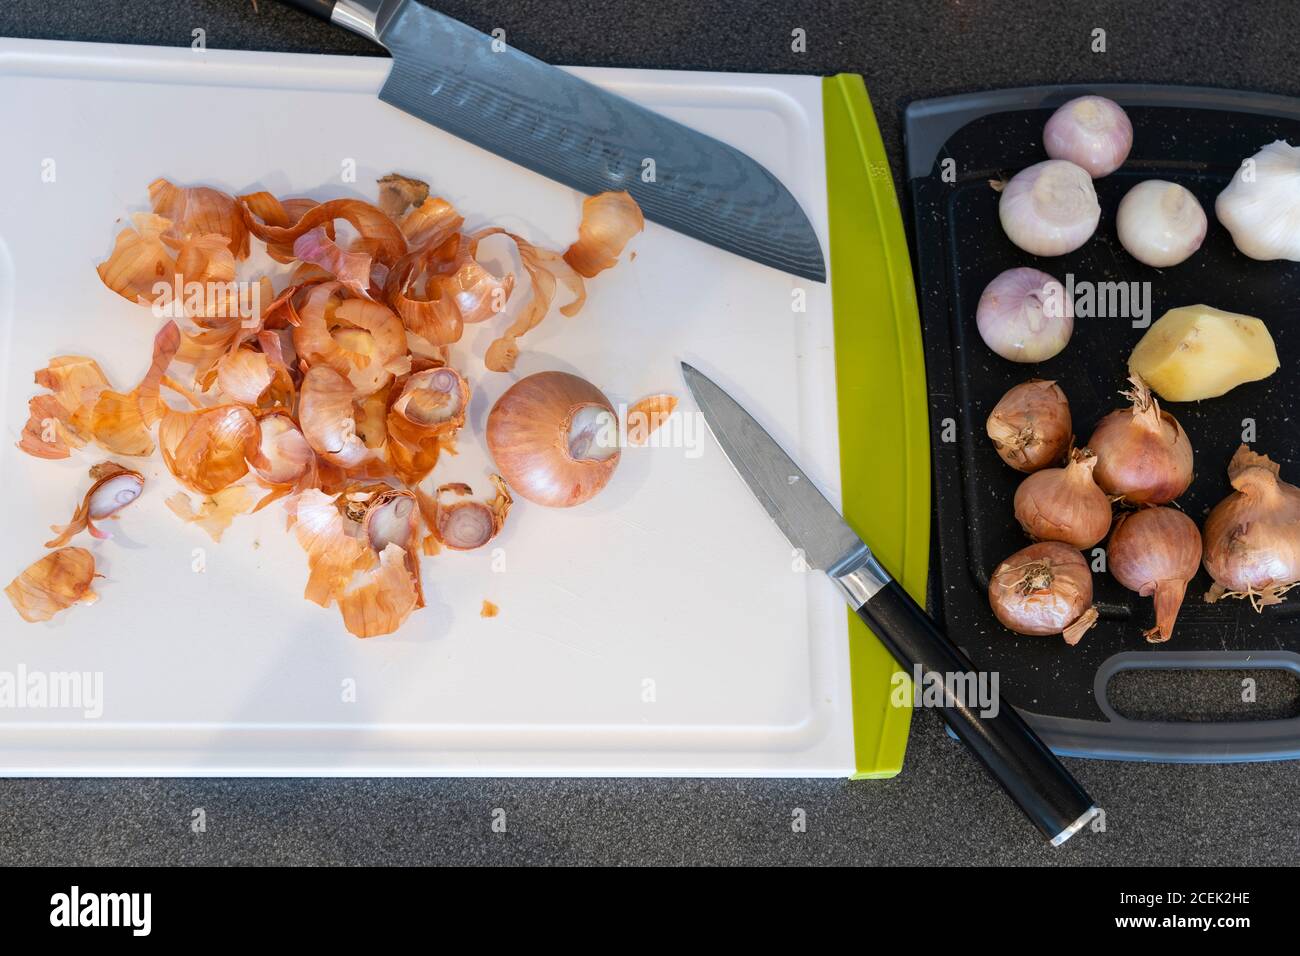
[1216,140,1300,261]
[1117,180,1207,267]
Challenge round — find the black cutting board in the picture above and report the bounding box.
[905,85,1300,761]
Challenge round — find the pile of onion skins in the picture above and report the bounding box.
[6,175,674,638]
[986,375,1300,646]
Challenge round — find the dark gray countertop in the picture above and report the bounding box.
[3,0,1300,866]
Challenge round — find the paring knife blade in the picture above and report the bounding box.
[680,362,867,576]
[283,0,827,282]
[682,362,1100,846]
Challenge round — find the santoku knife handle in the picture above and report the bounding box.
[281,0,386,42]
[856,579,1098,845]
[283,0,338,21]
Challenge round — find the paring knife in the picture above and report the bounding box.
[682,362,1100,846]
[282,0,826,282]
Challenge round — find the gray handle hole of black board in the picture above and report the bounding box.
[1105,669,1300,723]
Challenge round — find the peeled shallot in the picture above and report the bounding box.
[487,371,621,507]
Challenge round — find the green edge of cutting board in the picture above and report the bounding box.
[823,74,930,779]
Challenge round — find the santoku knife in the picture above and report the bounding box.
[682,362,1100,846]
[282,0,826,281]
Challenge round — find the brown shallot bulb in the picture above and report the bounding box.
[986,379,1072,472]
[487,371,620,507]
[1108,507,1202,643]
[1203,445,1300,609]
[988,541,1099,645]
[1087,376,1193,505]
[1013,447,1113,549]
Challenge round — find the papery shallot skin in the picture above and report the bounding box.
[626,394,678,446]
[5,548,99,623]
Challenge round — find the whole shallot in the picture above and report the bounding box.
[988,541,1099,645]
[986,379,1072,472]
[1108,506,1202,643]
[1013,447,1113,549]
[1088,376,1193,505]
[1203,445,1300,609]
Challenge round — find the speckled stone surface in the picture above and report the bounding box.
[2,0,1300,866]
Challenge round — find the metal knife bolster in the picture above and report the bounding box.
[827,542,891,609]
[331,0,390,41]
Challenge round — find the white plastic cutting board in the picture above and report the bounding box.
[0,38,852,775]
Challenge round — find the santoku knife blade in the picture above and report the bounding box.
[282,0,827,281]
[682,361,1100,846]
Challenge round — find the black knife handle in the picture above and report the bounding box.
[856,580,1097,845]
[282,0,338,20]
